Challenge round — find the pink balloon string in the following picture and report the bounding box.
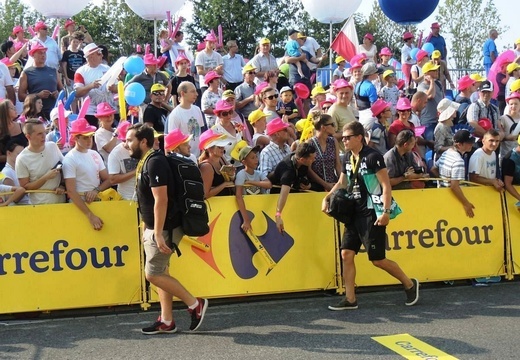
[27,26,36,37]
[145,44,150,55]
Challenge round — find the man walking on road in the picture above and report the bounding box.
[322,121,419,310]
[126,124,208,334]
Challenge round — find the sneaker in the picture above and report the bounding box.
[405,278,420,306]
[328,298,358,311]
[188,298,208,331]
[141,316,177,335]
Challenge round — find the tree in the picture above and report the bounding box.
[0,0,41,47]
[187,0,305,59]
[437,0,508,69]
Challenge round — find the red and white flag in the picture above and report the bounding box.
[330,16,358,61]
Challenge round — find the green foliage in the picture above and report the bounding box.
[437,0,508,69]
[0,0,41,49]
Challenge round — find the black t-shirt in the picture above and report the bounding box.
[343,145,386,214]
[269,153,309,190]
[143,104,169,151]
[136,152,180,230]
[170,74,196,99]
[502,150,520,184]
[61,50,86,79]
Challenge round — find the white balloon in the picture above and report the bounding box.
[301,0,362,23]
[124,0,186,20]
[26,0,91,18]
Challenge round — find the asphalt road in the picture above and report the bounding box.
[1,282,520,359]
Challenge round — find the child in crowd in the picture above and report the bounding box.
[170,53,196,107]
[379,70,400,117]
[284,38,309,79]
[369,99,392,155]
[60,32,86,90]
[332,56,346,82]
[46,107,72,155]
[378,47,396,86]
[159,29,174,70]
[235,145,272,232]
[248,109,270,149]
[434,99,458,157]
[276,86,299,125]
[93,102,118,165]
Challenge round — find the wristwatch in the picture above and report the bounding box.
[383,209,391,214]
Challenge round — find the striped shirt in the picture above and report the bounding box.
[434,148,466,187]
[259,142,291,178]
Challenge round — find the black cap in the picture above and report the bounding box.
[453,129,475,144]
[479,80,493,92]
[288,29,299,36]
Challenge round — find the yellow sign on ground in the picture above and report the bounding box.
[152,193,339,301]
[353,187,505,286]
[0,201,143,314]
[373,333,459,359]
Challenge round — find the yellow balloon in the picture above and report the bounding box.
[118,81,126,120]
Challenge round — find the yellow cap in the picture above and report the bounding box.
[297,33,307,39]
[507,62,520,74]
[516,38,520,45]
[422,62,440,74]
[248,109,267,124]
[431,50,441,59]
[470,73,486,82]
[242,63,257,74]
[151,83,166,92]
[259,38,270,45]
[511,78,520,93]
[335,56,345,64]
[383,69,395,79]
[311,83,327,97]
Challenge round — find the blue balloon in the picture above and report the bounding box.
[64,90,76,111]
[54,90,66,107]
[124,83,146,106]
[124,56,145,76]
[410,48,419,61]
[378,0,439,25]
[422,42,435,55]
[68,114,78,122]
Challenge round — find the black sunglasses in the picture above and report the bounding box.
[266,94,278,100]
[341,134,360,141]
[246,71,256,75]
[219,111,232,116]
[322,106,331,111]
[152,91,165,96]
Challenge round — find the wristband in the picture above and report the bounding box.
[93,186,101,192]
[383,209,391,214]
[275,211,281,217]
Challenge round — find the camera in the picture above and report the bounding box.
[413,166,425,174]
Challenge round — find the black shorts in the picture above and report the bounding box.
[341,211,386,261]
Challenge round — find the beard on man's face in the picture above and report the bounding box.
[129,146,143,160]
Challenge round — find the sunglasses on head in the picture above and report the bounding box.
[266,94,278,100]
[219,111,232,117]
[152,91,165,96]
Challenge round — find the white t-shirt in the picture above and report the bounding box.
[166,105,205,157]
[95,127,119,166]
[235,169,268,195]
[401,44,416,65]
[302,37,320,71]
[468,148,497,180]
[0,62,14,99]
[74,63,111,115]
[15,142,65,204]
[194,50,223,85]
[63,148,105,193]
[107,143,137,200]
[1,163,31,205]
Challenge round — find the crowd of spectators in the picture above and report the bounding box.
[0,19,519,225]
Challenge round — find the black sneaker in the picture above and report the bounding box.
[405,278,420,306]
[141,317,177,335]
[328,298,358,311]
[188,298,208,331]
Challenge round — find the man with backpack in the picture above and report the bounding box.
[466,81,500,138]
[455,75,476,124]
[126,124,208,335]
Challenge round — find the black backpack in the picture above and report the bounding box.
[166,153,210,237]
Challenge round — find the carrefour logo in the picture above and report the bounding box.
[0,240,129,275]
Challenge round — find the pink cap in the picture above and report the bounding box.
[28,42,47,57]
[214,99,234,114]
[204,70,221,85]
[478,118,492,131]
[458,75,476,91]
[12,25,23,35]
[143,53,159,66]
[116,121,132,141]
[350,53,367,66]
[364,33,374,41]
[416,49,429,62]
[199,128,229,150]
[196,42,206,51]
[431,22,441,29]
[164,129,192,151]
[396,97,412,111]
[320,99,336,108]
[254,81,269,95]
[506,91,520,103]
[70,118,96,136]
[175,53,190,65]
[94,102,116,117]
[403,31,414,40]
[34,21,47,31]
[332,78,352,91]
[1,58,15,67]
[371,99,391,117]
[266,118,290,136]
[379,47,392,56]
[64,19,75,28]
[204,32,218,42]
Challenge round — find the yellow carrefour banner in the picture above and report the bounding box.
[153,193,338,301]
[355,186,505,286]
[506,187,520,274]
[0,201,142,314]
